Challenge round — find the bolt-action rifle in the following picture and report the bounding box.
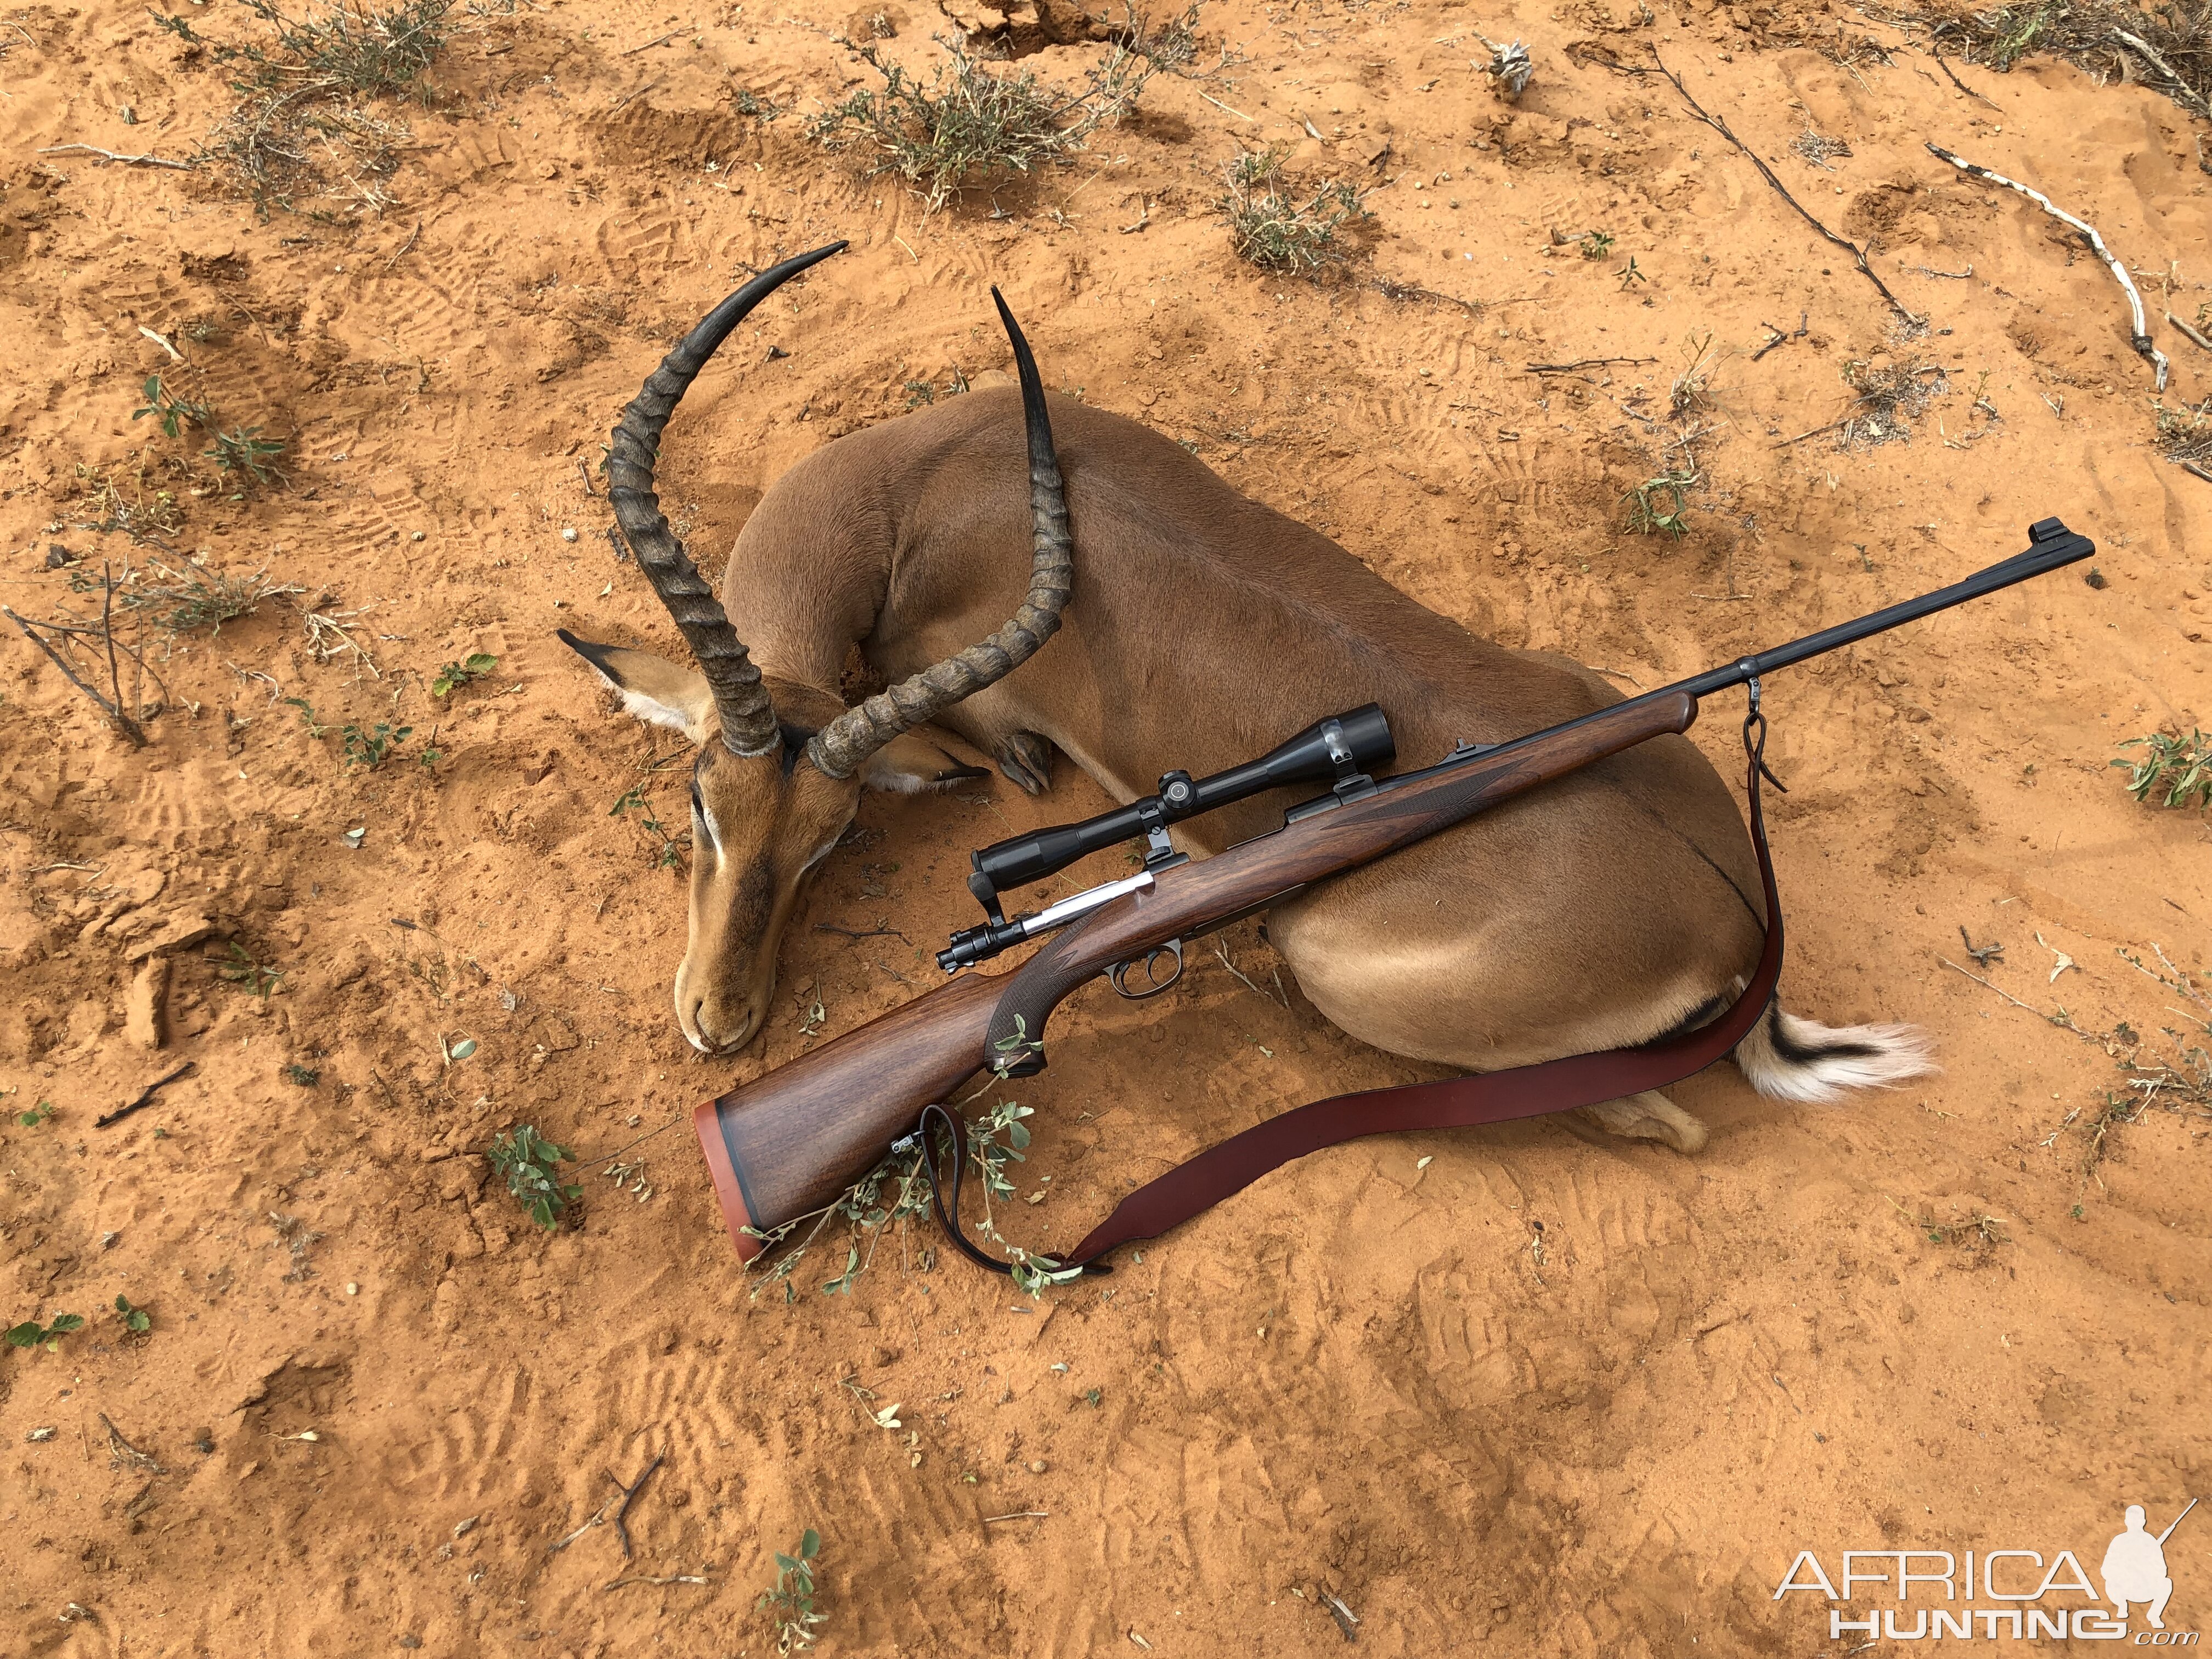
[695,518,2095,1268]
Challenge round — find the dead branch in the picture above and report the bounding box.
[1651,49,1920,327]
[1931,50,2000,108]
[38,143,196,170]
[5,579,147,747]
[1525,356,1657,373]
[1752,313,1809,361]
[1926,144,2168,392]
[2169,312,2212,353]
[95,1061,198,1128]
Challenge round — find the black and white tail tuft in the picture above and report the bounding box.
[1733,1003,1939,1104]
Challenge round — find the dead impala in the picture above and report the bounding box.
[561,245,1932,1152]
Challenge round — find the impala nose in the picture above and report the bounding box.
[684,995,759,1056]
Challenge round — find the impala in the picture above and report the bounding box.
[561,244,1931,1152]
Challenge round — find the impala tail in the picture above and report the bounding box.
[1733,1003,1939,1104]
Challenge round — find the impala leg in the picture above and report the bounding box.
[1577,1091,1708,1154]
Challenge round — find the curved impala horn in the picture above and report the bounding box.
[806,289,1075,780]
[607,241,847,755]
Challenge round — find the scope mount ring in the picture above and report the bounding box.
[1107,939,1184,1000]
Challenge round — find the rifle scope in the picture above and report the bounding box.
[939,704,1394,971]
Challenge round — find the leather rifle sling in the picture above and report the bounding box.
[922,689,1791,1279]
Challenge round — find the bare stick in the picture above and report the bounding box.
[100,1413,166,1473]
[2181,460,2212,487]
[1213,941,1287,1007]
[1771,417,1853,449]
[1931,50,1999,108]
[620,26,694,54]
[2113,30,2212,120]
[95,1061,197,1128]
[605,1454,662,1560]
[382,219,421,273]
[1939,957,2047,1017]
[4,607,145,745]
[1927,144,2168,392]
[602,1573,712,1589]
[1651,49,1919,326]
[1751,312,1809,362]
[2169,312,2212,353]
[38,144,195,170]
[1525,356,1656,373]
[814,921,911,943]
[1321,1587,1362,1640]
[982,1510,1049,1523]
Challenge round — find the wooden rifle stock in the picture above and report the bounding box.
[697,691,1699,1261]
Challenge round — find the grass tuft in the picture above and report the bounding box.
[156,0,465,211]
[807,33,1156,210]
[1220,146,1365,272]
[1871,0,2212,120]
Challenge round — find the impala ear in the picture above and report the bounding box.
[860,728,993,795]
[557,629,716,744]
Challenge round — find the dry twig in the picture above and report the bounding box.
[95,1062,198,1128]
[1927,144,2168,391]
[38,143,197,170]
[1651,50,1918,326]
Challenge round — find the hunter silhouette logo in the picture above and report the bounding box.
[2107,1501,2197,1630]
[1775,1497,2200,1643]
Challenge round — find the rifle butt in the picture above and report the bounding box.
[694,968,1007,1262]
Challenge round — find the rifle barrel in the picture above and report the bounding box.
[1376,517,2096,803]
[1676,516,2095,697]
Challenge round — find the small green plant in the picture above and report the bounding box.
[2113,729,2211,809]
[1623,467,1700,538]
[611,785,686,868]
[133,374,215,438]
[488,1125,582,1231]
[341,720,412,769]
[1616,254,1647,290]
[114,1295,152,1335]
[809,34,1157,210]
[1221,146,1365,272]
[207,426,289,488]
[759,1528,826,1654]
[430,651,498,696]
[733,86,789,120]
[6,1313,86,1353]
[16,1101,54,1127]
[283,1063,320,1087]
[1577,229,1614,259]
[284,695,331,737]
[216,939,286,1000]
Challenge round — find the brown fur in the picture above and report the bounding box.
[578,386,1787,1147]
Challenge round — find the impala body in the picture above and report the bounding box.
[565,249,1931,1151]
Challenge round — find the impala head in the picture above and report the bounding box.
[561,245,1074,1054]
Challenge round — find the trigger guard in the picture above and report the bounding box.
[1108,939,1184,1000]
